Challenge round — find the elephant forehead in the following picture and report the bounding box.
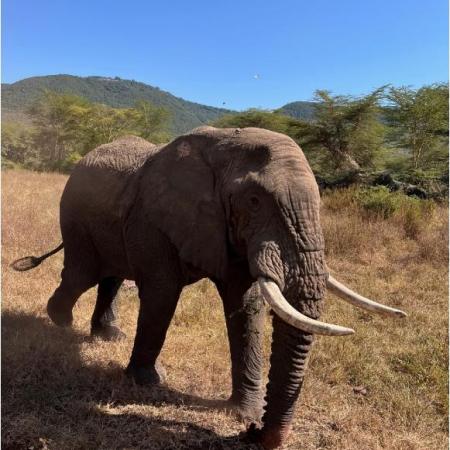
[258,162,319,197]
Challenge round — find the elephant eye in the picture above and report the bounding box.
[248,195,261,212]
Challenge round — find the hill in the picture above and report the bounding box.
[1,75,235,135]
[277,100,317,121]
[2,75,322,135]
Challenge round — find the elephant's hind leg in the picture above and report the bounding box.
[47,266,98,327]
[47,232,99,327]
[91,277,126,341]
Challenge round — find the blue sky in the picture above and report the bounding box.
[2,0,448,110]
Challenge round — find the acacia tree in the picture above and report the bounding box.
[28,91,91,164]
[75,100,171,154]
[77,104,143,154]
[134,100,171,143]
[385,83,449,169]
[27,92,171,170]
[1,122,35,165]
[213,109,293,134]
[291,88,386,172]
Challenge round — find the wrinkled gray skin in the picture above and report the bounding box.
[46,127,327,449]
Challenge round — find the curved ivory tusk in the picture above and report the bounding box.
[258,278,354,336]
[327,275,407,318]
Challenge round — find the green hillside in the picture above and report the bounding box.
[1,75,234,135]
[2,74,321,134]
[276,100,317,121]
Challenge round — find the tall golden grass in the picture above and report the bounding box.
[2,170,448,449]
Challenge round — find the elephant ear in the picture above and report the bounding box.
[138,136,228,279]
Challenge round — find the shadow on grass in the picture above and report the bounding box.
[2,311,258,450]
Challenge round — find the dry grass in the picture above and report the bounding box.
[2,170,448,449]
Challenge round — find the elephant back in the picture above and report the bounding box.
[79,135,162,174]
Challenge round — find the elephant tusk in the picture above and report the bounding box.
[327,275,407,318]
[258,277,355,336]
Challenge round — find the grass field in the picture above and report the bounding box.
[2,170,448,449]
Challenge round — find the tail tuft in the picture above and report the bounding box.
[11,243,63,272]
[11,256,43,271]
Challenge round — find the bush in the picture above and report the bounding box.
[356,186,402,219]
[57,152,84,173]
[355,186,435,238]
[1,158,20,170]
[321,186,359,212]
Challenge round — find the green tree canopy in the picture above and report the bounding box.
[385,83,449,170]
[213,109,294,135]
[25,91,171,170]
[1,122,36,166]
[27,92,91,163]
[290,88,386,172]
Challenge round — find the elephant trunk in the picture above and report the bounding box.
[249,240,328,448]
[261,317,314,448]
[260,263,325,448]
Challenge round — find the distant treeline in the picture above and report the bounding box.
[2,83,448,194]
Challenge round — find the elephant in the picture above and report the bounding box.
[12,127,406,449]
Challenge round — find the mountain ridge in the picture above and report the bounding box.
[2,74,316,134]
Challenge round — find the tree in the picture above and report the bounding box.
[77,104,142,154]
[213,109,293,135]
[1,122,36,165]
[290,88,386,172]
[134,100,171,143]
[28,91,93,164]
[77,101,171,154]
[26,92,171,171]
[385,83,449,169]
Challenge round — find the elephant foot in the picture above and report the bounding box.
[91,325,126,342]
[47,298,73,327]
[245,423,292,450]
[227,394,264,425]
[125,360,167,386]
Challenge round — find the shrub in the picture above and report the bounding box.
[321,186,359,213]
[416,211,449,265]
[1,158,20,170]
[354,186,435,239]
[356,186,402,219]
[57,152,83,173]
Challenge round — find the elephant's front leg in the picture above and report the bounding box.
[126,276,182,385]
[217,266,266,423]
[124,217,185,385]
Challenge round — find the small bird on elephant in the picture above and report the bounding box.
[12,127,406,449]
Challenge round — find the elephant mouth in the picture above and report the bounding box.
[257,275,407,337]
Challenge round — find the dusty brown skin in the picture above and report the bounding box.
[17,128,333,448]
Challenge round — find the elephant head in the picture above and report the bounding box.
[137,126,406,448]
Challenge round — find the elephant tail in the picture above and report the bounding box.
[11,243,64,271]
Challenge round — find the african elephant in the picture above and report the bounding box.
[12,127,406,449]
